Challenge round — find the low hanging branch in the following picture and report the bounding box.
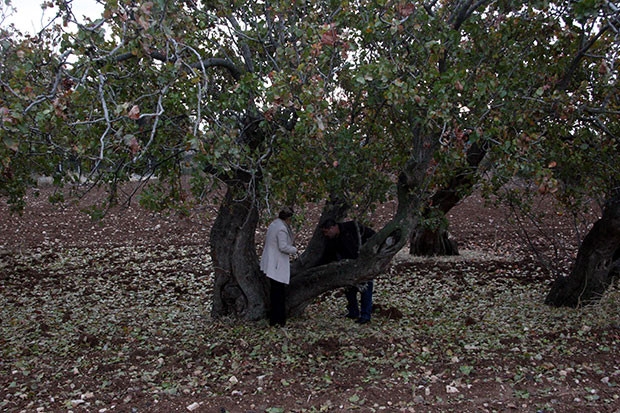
[287,146,433,316]
[287,204,414,317]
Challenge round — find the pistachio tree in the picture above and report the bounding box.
[1,0,618,319]
[469,2,620,306]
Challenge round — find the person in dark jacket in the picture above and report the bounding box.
[320,218,375,324]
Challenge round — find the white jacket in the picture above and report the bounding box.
[260,218,297,284]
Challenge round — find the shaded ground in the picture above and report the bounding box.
[2,185,620,412]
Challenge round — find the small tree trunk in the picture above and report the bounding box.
[409,227,458,256]
[545,194,620,307]
[210,172,268,320]
[409,141,487,256]
[292,195,351,273]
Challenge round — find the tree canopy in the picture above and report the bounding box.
[1,1,618,207]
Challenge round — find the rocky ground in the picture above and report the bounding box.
[1,184,620,413]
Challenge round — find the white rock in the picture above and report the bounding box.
[186,402,200,411]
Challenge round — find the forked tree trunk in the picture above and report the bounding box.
[545,193,620,307]
[209,132,433,321]
[209,176,416,320]
[409,141,487,256]
[210,171,268,320]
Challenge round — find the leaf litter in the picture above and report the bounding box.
[1,187,620,412]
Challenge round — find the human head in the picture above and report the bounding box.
[278,207,294,221]
[320,218,340,238]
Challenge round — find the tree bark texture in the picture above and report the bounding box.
[409,141,487,256]
[210,172,268,320]
[410,228,458,256]
[287,213,414,316]
[286,156,429,316]
[545,193,620,307]
[209,131,432,321]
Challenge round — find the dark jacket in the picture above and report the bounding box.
[322,221,376,263]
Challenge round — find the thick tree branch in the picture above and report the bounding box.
[112,51,242,81]
[449,0,491,30]
[557,15,619,90]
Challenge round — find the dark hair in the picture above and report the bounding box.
[278,207,294,220]
[320,218,337,229]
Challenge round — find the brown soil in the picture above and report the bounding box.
[2,184,619,413]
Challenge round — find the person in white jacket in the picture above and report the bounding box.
[260,207,297,326]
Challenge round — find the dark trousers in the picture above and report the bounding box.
[269,278,287,327]
[345,280,374,321]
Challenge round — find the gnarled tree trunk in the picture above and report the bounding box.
[287,156,430,316]
[210,171,268,320]
[209,122,434,321]
[545,193,620,307]
[208,106,277,320]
